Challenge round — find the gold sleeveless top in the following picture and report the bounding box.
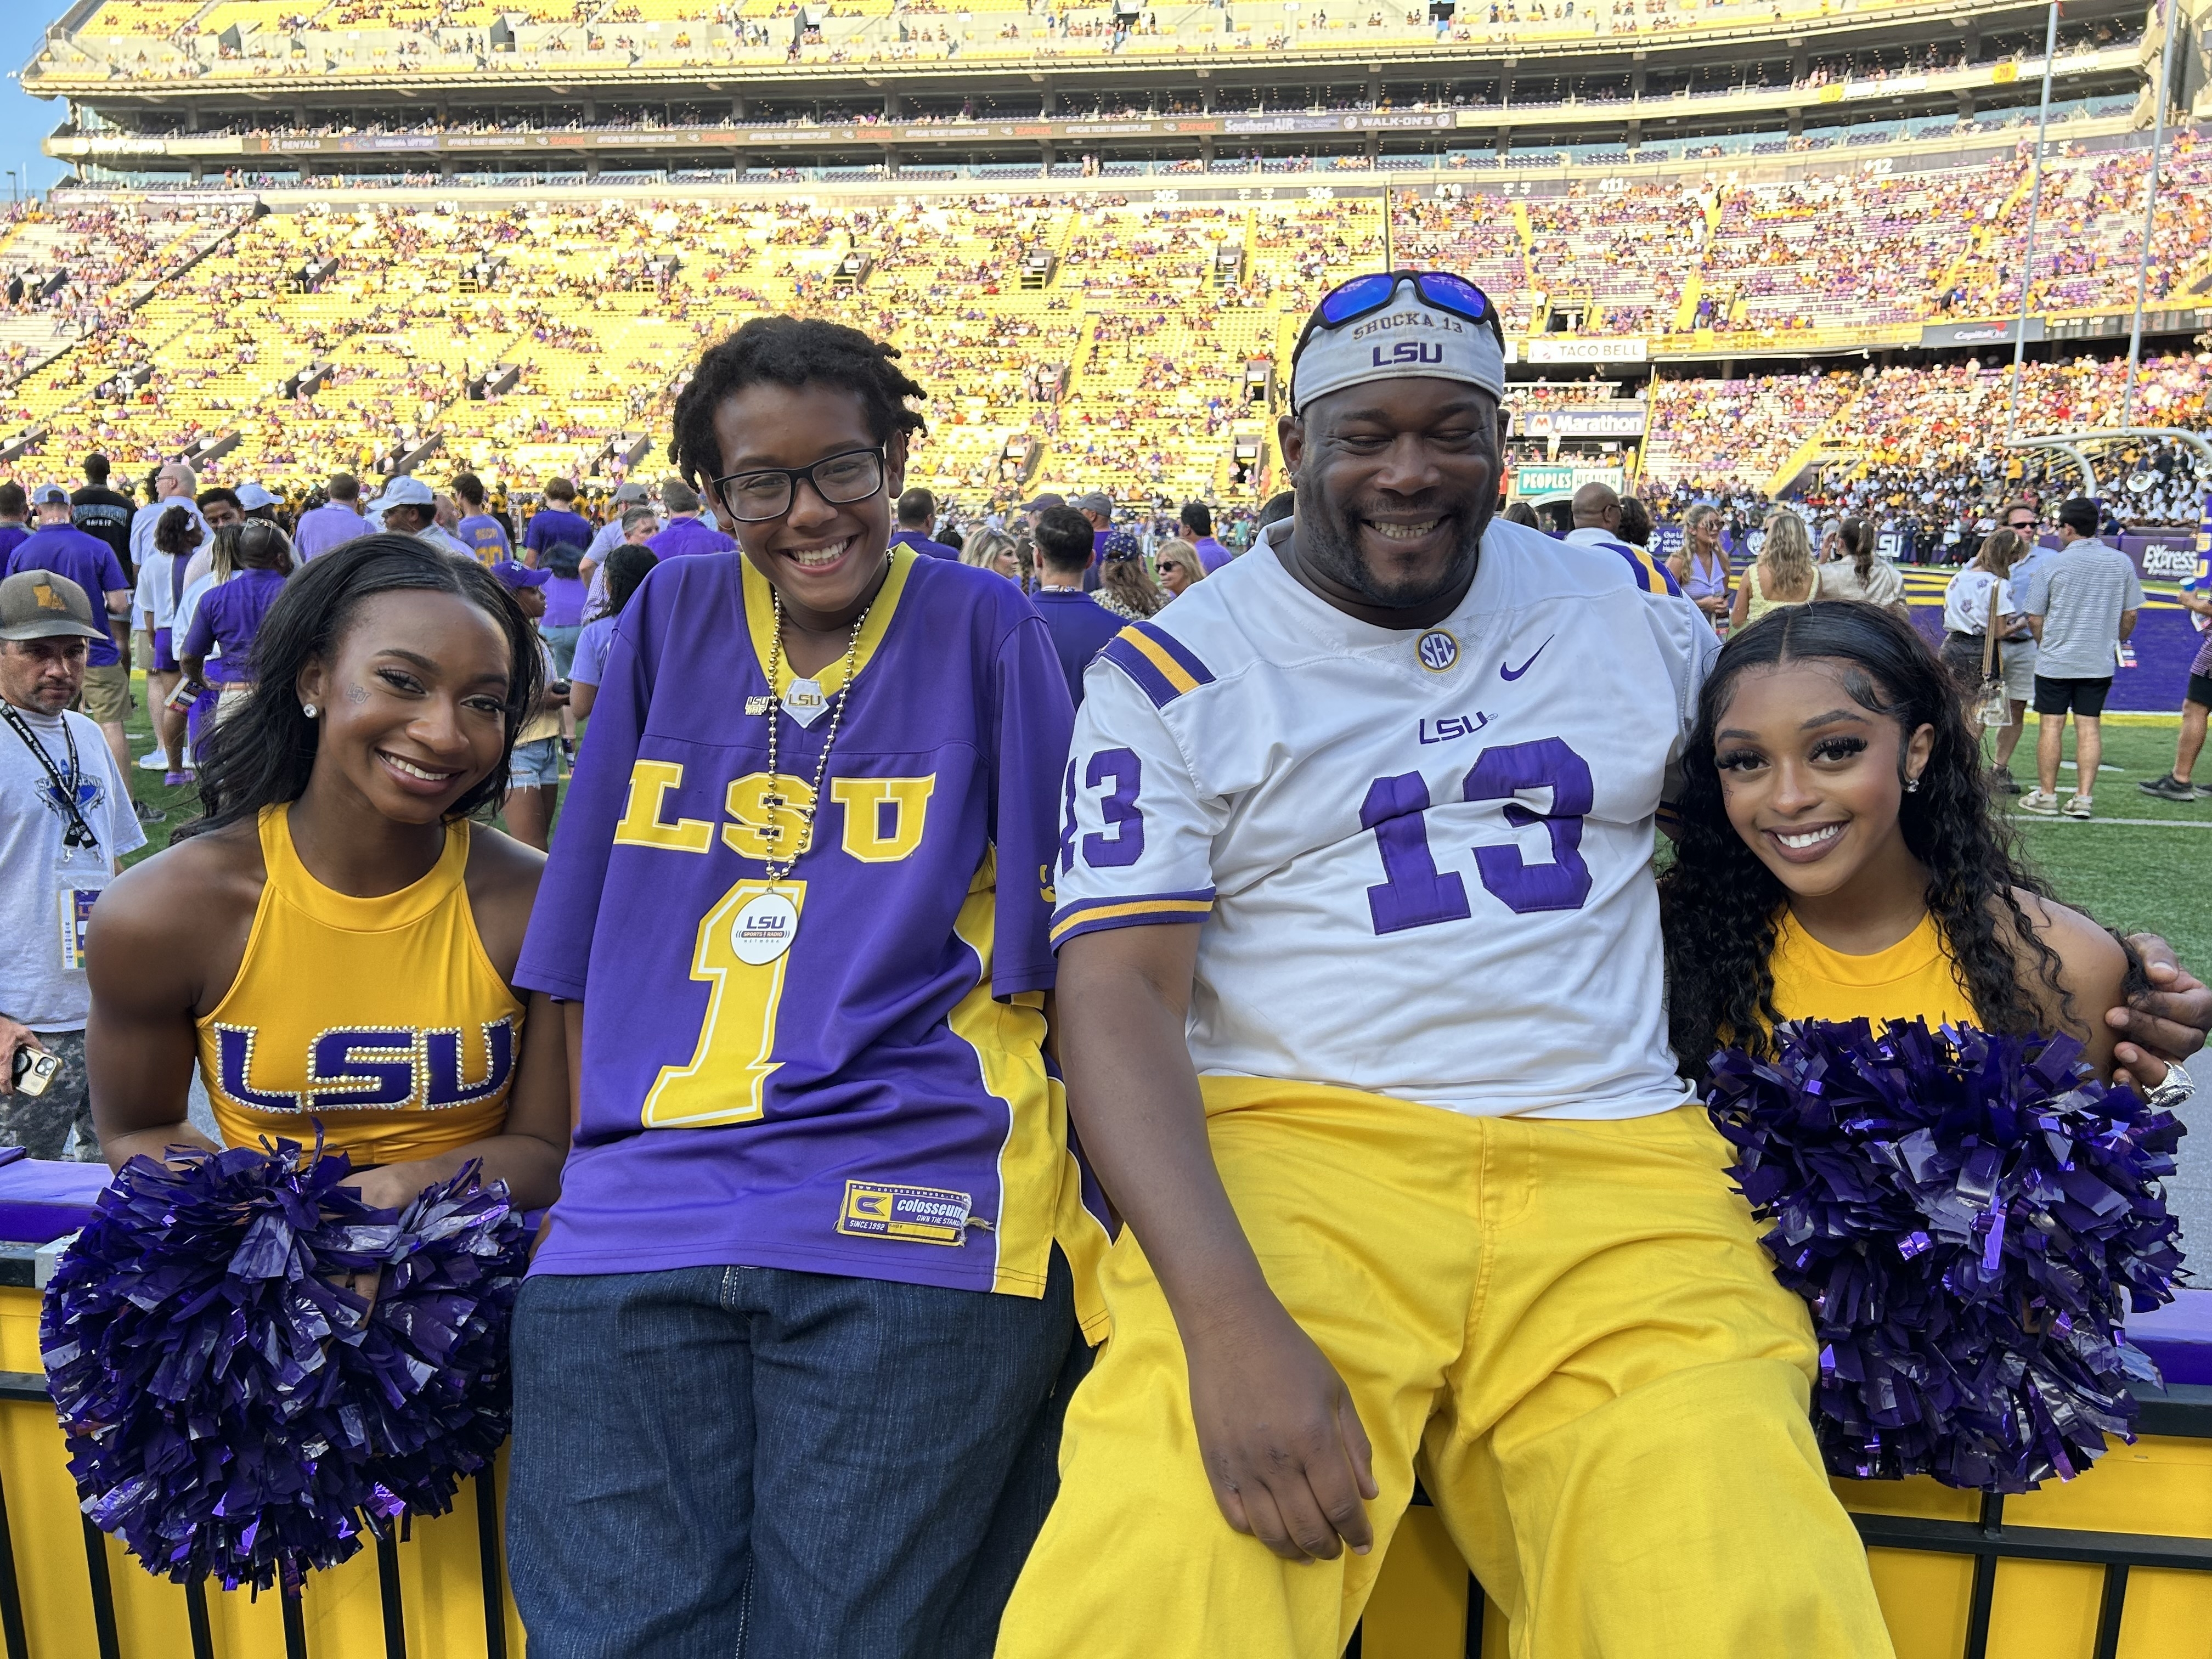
[198,805,526,1165]
[1766,910,1974,1030]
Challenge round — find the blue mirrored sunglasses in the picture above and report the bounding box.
[1293,270,1502,363]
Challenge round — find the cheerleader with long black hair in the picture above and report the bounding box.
[87,533,568,1210]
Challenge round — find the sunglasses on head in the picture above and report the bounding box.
[1292,270,1504,364]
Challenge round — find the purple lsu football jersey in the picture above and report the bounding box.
[517,545,1110,1316]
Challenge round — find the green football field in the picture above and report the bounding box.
[112,680,2212,974]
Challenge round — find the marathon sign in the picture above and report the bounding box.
[1514,405,1647,438]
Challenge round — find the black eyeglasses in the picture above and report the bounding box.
[1291,269,1505,365]
[708,447,886,523]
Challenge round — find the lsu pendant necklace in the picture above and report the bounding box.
[740,583,870,963]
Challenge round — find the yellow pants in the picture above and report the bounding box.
[997,1081,1894,1659]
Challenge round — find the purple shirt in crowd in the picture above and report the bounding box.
[1029,588,1125,711]
[456,513,512,564]
[524,507,594,559]
[0,524,28,566]
[1190,535,1232,574]
[179,567,289,682]
[292,502,368,561]
[515,545,1088,1297]
[543,574,588,629]
[8,527,127,667]
[646,515,737,561]
[890,527,961,561]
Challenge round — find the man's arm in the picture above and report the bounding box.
[2118,607,2138,642]
[1058,924,1377,1563]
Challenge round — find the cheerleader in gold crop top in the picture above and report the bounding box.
[1658,601,2205,1103]
[87,537,571,1214]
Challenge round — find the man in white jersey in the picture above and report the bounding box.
[996,273,2209,1659]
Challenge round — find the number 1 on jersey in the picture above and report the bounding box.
[640,878,806,1128]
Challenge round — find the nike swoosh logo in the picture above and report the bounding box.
[1501,638,1553,681]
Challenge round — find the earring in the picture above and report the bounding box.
[1905,776,1920,793]
[302,704,319,720]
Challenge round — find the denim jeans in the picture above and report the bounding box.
[507,1253,1084,1659]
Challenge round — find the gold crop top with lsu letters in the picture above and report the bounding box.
[198,804,526,1165]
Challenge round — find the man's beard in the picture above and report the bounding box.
[1296,495,1488,612]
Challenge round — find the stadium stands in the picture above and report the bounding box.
[3,0,2204,534]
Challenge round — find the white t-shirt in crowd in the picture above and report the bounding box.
[0,703,145,1030]
[1942,567,2010,636]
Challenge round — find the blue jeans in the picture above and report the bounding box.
[507,1255,1084,1659]
[542,622,583,679]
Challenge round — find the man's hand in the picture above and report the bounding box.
[1187,1300,1378,1564]
[2109,935,2211,1091]
[0,1017,40,1096]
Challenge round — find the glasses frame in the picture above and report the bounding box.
[707,445,888,523]
[1290,269,1506,368]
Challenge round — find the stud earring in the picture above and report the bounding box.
[1904,776,1920,793]
[302,704,319,719]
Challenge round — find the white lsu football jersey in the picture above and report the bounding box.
[1051,519,1718,1120]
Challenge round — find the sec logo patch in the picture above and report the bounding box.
[1416,629,1460,673]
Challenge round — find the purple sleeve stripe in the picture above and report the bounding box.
[1098,634,1186,709]
[1049,890,1216,947]
[1130,620,1216,687]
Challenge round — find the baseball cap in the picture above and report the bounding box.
[1022,492,1065,514]
[489,558,551,590]
[369,476,435,510]
[29,483,68,507]
[0,568,108,643]
[235,482,278,511]
[1290,272,1508,415]
[1074,491,1113,517]
[613,481,650,503]
[1101,529,1142,563]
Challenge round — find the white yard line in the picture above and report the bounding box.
[2006,814,2212,828]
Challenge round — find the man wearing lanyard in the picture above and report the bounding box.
[0,570,146,1160]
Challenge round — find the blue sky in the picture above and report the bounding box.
[2,5,70,195]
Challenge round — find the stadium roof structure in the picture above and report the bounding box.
[20,0,2175,183]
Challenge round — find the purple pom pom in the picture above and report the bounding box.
[1705,1018,2186,1493]
[38,1139,528,1591]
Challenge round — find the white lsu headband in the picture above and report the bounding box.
[1289,276,1508,415]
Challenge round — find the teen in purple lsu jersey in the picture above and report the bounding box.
[508,318,1108,1659]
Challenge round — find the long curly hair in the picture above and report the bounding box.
[1657,601,2069,1072]
[180,536,543,840]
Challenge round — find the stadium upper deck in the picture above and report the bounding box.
[22,0,2182,182]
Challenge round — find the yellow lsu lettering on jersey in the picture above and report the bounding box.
[613,762,935,865]
[725,774,818,862]
[831,776,934,862]
[612,759,715,854]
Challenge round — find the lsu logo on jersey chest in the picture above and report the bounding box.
[213,1017,517,1115]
